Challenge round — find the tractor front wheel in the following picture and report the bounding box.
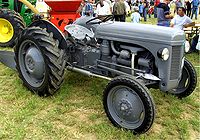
[169,59,197,98]
[103,76,155,134]
[14,26,66,96]
[0,9,25,47]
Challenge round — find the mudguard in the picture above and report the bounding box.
[29,19,68,49]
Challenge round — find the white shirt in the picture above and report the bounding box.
[36,1,49,13]
[124,1,130,13]
[171,15,193,30]
[131,12,141,23]
[96,1,111,16]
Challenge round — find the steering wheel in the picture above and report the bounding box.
[86,15,114,25]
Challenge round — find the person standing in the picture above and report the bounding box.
[143,0,148,21]
[191,34,199,52]
[170,7,195,30]
[139,1,144,17]
[84,0,94,16]
[131,6,141,23]
[113,0,126,21]
[157,0,174,27]
[96,0,111,16]
[154,0,160,18]
[191,0,199,20]
[124,0,131,16]
[105,0,113,13]
[175,0,182,10]
[185,0,192,17]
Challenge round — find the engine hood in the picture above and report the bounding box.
[95,22,185,46]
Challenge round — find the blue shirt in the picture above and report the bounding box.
[139,4,144,13]
[157,3,170,26]
[192,0,199,7]
[84,2,94,16]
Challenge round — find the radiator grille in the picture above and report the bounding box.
[170,46,182,80]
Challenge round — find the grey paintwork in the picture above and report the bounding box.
[26,17,186,92]
[74,17,185,92]
[96,22,185,46]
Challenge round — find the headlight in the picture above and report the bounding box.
[157,48,170,61]
[184,40,190,53]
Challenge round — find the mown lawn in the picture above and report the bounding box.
[0,16,199,139]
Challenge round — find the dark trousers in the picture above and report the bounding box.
[143,8,147,22]
[191,6,198,19]
[114,15,125,22]
[191,35,199,52]
[154,6,157,18]
[186,8,191,17]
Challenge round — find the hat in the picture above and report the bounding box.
[134,6,139,12]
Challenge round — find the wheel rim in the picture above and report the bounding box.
[18,40,46,88]
[0,18,14,43]
[107,85,145,129]
[171,66,190,94]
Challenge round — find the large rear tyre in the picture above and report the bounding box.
[169,59,197,98]
[103,76,155,134]
[14,26,66,96]
[0,9,25,47]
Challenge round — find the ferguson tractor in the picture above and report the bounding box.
[0,0,197,135]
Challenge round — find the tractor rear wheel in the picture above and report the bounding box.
[103,76,155,134]
[0,9,25,47]
[14,26,66,96]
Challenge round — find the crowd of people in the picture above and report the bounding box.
[77,0,199,51]
[78,0,129,22]
[77,0,199,23]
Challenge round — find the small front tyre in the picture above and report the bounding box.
[169,58,197,98]
[103,76,155,134]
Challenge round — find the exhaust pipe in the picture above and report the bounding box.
[66,66,111,80]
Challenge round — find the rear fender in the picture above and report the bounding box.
[28,20,67,49]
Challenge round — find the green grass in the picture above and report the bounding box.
[0,17,199,139]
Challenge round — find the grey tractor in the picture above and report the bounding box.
[1,15,196,134]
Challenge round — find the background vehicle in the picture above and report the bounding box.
[0,0,37,25]
[0,0,80,47]
[0,0,37,47]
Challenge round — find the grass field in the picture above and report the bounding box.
[0,17,199,139]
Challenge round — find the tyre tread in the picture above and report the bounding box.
[0,9,25,47]
[103,76,155,134]
[15,26,66,96]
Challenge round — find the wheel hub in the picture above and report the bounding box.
[25,47,45,79]
[26,56,35,71]
[0,18,14,43]
[2,26,9,34]
[118,99,132,116]
[108,86,145,127]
